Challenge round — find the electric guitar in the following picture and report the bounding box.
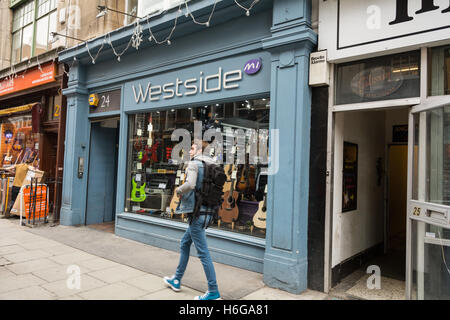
[218,168,239,224]
[252,185,267,229]
[131,177,146,202]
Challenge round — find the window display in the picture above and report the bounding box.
[0,114,39,167]
[125,98,270,238]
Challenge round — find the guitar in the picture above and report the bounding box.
[141,114,154,165]
[131,176,146,202]
[169,166,185,217]
[222,163,235,193]
[218,168,239,224]
[252,185,267,229]
[236,164,248,193]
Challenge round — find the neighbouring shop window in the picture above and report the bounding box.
[125,98,270,238]
[0,115,39,167]
[335,51,420,105]
[342,142,358,212]
[426,105,450,206]
[429,45,450,96]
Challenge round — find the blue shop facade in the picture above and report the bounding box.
[58,0,319,294]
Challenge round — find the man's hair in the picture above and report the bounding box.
[192,139,208,151]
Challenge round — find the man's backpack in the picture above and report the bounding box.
[193,161,227,220]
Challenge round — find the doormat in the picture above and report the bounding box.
[346,274,406,300]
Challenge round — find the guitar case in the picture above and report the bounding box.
[237,200,259,224]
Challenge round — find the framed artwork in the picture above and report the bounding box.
[342,141,358,212]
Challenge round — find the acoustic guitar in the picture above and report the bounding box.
[218,168,239,224]
[222,163,235,193]
[236,164,248,193]
[252,185,267,230]
[169,166,185,218]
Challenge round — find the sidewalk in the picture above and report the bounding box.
[0,218,329,300]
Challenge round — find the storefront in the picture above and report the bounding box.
[0,52,67,221]
[319,0,450,299]
[58,0,318,294]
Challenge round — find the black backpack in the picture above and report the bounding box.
[193,161,227,222]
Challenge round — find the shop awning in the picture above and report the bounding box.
[0,103,35,117]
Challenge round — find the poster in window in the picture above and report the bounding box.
[342,142,358,212]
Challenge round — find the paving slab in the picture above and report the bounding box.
[3,249,52,263]
[0,244,27,255]
[76,257,121,271]
[138,287,203,300]
[0,274,46,294]
[5,257,60,274]
[125,273,169,293]
[0,266,15,278]
[0,285,56,300]
[32,264,93,282]
[41,274,108,298]
[78,282,148,300]
[87,265,147,284]
[48,251,98,265]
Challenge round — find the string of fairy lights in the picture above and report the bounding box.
[1,0,260,83]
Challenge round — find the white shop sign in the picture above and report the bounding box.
[319,0,450,62]
[309,51,330,87]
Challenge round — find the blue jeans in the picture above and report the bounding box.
[174,214,219,293]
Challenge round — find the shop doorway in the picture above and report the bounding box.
[329,107,409,300]
[85,118,119,230]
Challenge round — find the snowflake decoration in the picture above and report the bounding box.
[131,23,143,50]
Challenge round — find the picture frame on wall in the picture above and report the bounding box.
[342,141,358,212]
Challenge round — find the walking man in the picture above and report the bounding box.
[163,139,221,300]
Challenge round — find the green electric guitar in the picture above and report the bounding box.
[131,177,146,202]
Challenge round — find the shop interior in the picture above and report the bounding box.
[124,97,270,239]
[329,106,410,300]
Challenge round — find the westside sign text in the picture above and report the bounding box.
[132,67,242,103]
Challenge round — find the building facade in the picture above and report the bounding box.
[0,0,133,221]
[58,0,320,294]
[318,0,450,299]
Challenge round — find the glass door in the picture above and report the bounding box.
[406,104,450,299]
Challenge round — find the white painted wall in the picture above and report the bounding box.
[332,110,385,267]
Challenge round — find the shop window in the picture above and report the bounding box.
[426,105,450,206]
[125,98,270,238]
[0,115,39,167]
[335,51,420,105]
[429,45,450,96]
